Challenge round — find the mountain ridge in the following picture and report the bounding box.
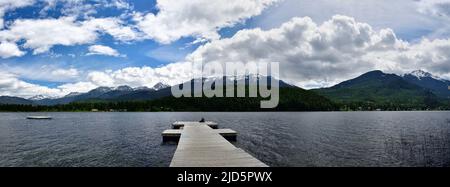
[402,70,450,98]
[313,70,446,110]
[1,75,294,105]
[1,71,449,110]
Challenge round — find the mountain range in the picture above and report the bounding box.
[33,83,171,105]
[402,70,450,98]
[0,75,293,105]
[1,71,449,110]
[313,70,449,109]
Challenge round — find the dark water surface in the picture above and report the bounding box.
[1,112,449,167]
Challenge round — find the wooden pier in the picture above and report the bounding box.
[172,121,218,129]
[162,128,237,142]
[162,121,267,167]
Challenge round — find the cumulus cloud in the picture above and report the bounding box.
[0,70,98,98]
[41,0,132,18]
[0,0,276,58]
[87,45,123,57]
[83,17,142,42]
[0,42,25,58]
[51,68,80,78]
[186,15,410,87]
[0,0,35,27]
[3,14,450,97]
[383,38,450,80]
[416,0,450,18]
[0,16,140,55]
[0,61,198,97]
[183,15,450,88]
[85,61,198,88]
[133,0,278,44]
[107,0,132,10]
[40,64,196,96]
[56,81,97,94]
[0,17,97,54]
[1,64,83,83]
[0,70,62,98]
[414,0,450,39]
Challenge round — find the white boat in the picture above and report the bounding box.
[26,116,52,120]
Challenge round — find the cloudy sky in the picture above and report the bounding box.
[1,0,450,98]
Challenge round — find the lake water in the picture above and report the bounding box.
[1,112,450,167]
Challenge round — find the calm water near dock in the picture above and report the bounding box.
[1,112,450,167]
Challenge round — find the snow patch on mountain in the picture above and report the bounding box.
[152,82,170,90]
[28,95,52,101]
[405,70,444,81]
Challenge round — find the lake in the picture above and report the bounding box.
[1,112,449,167]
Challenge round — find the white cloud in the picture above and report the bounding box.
[1,64,83,83]
[51,68,80,78]
[0,61,197,97]
[40,0,132,18]
[0,70,62,98]
[0,3,450,96]
[414,0,450,39]
[0,0,275,58]
[0,16,141,55]
[87,71,116,86]
[416,0,450,18]
[56,81,97,94]
[186,15,450,88]
[253,0,448,42]
[50,81,99,97]
[83,17,142,42]
[133,0,278,44]
[108,0,132,10]
[41,0,96,18]
[3,12,450,97]
[382,38,450,79]
[0,0,35,28]
[87,45,123,57]
[85,62,197,88]
[0,17,97,54]
[0,41,25,58]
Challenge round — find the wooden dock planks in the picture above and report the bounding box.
[172,121,218,129]
[162,128,237,141]
[168,122,267,167]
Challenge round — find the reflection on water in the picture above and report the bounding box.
[0,112,449,167]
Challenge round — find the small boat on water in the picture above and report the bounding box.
[26,116,52,120]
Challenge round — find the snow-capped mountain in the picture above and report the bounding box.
[134,86,153,91]
[3,70,449,107]
[405,70,444,81]
[152,82,170,90]
[200,74,294,88]
[65,92,82,98]
[28,94,60,101]
[114,85,133,92]
[91,86,113,93]
[28,95,50,101]
[408,70,432,79]
[403,70,450,98]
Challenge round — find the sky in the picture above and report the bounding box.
[1,0,450,98]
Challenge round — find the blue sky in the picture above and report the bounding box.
[1,0,450,97]
[3,1,174,70]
